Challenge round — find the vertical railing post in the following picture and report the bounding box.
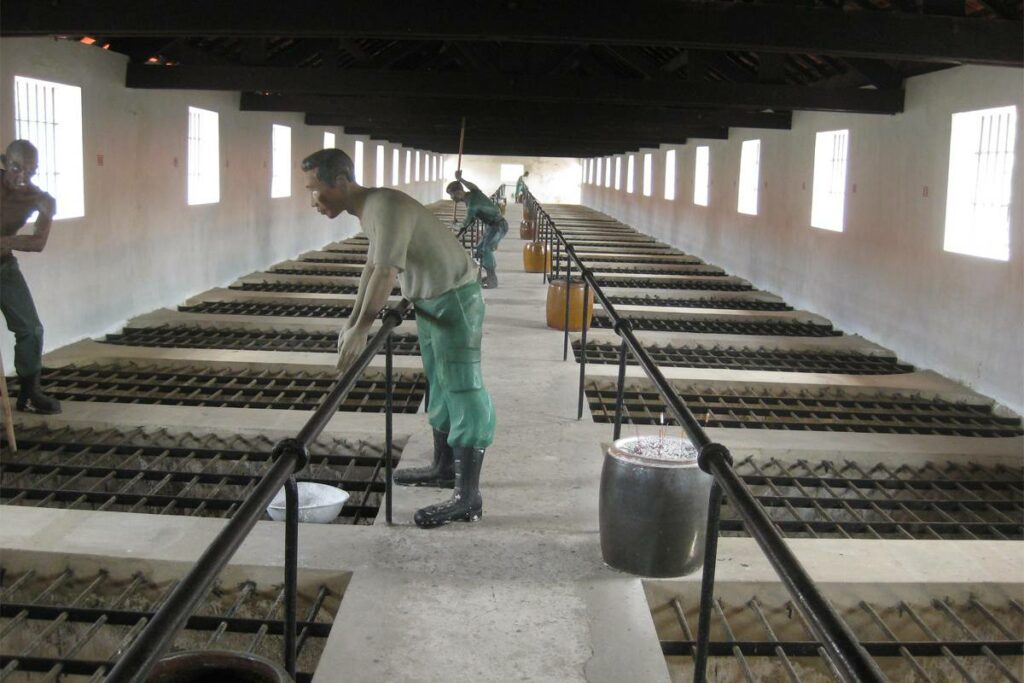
[612,335,629,441]
[562,249,573,361]
[577,277,590,420]
[693,482,724,683]
[283,476,299,679]
[385,332,394,525]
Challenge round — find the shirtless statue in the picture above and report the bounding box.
[0,140,61,414]
[302,148,496,528]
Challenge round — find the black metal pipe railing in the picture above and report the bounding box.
[105,299,413,683]
[524,188,886,683]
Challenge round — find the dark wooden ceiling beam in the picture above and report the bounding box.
[239,94,793,129]
[132,65,903,113]
[344,124,719,145]
[382,139,649,156]
[5,1,1020,65]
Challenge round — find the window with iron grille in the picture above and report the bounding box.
[811,129,849,232]
[187,106,219,205]
[271,124,291,198]
[353,140,364,185]
[664,149,676,201]
[375,144,385,187]
[627,154,636,194]
[944,105,1017,261]
[391,148,400,186]
[596,158,602,186]
[738,139,760,215]
[323,131,335,149]
[13,76,85,219]
[643,152,653,197]
[694,146,710,206]
[614,156,622,190]
[414,150,420,182]
[404,150,411,184]
[604,156,612,187]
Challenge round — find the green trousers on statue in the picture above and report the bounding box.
[414,280,496,449]
[0,256,45,377]
[474,218,509,271]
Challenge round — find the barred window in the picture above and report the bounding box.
[642,152,653,197]
[737,139,760,215]
[188,107,220,205]
[664,149,676,201]
[353,140,364,185]
[14,75,85,218]
[694,146,710,206]
[375,145,385,187]
[944,106,1017,261]
[811,130,849,232]
[271,124,291,198]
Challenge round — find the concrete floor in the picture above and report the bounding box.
[2,201,1022,682]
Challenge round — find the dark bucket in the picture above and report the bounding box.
[146,650,292,683]
[599,436,713,578]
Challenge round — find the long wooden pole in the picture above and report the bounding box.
[453,116,466,222]
[0,349,16,453]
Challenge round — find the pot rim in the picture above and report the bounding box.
[607,436,700,468]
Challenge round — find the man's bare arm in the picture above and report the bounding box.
[350,266,398,332]
[345,262,376,331]
[336,266,399,372]
[0,194,55,253]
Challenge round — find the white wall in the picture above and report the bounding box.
[442,154,581,204]
[583,65,1024,415]
[0,38,443,371]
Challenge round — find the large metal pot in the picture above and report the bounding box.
[147,650,292,683]
[599,436,713,578]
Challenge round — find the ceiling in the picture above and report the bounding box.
[3,1,1021,157]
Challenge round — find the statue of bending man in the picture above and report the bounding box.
[303,148,496,529]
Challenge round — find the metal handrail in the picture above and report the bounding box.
[525,189,886,683]
[105,299,413,683]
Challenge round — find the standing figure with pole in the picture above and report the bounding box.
[447,171,509,289]
[303,148,497,529]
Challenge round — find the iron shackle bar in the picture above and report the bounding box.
[105,299,413,683]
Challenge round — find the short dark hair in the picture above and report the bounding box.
[2,139,38,166]
[446,180,462,194]
[301,148,356,186]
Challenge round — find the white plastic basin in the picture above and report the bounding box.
[266,482,350,523]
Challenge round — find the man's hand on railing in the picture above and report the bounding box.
[337,325,369,372]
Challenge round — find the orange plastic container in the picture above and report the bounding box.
[546,276,595,331]
[523,241,551,273]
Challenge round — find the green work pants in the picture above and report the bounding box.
[474,218,509,271]
[414,280,496,449]
[0,256,44,377]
